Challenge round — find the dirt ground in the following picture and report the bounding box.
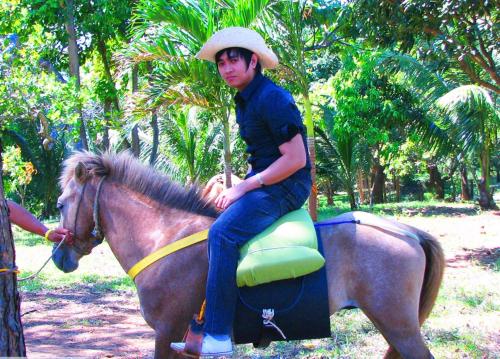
[20,207,500,358]
[21,289,155,358]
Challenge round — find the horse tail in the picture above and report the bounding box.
[416,230,445,325]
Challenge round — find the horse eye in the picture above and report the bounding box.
[56,202,64,210]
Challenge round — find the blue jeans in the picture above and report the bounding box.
[204,176,311,335]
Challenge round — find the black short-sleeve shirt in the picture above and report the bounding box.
[234,72,311,182]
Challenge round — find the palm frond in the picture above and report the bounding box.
[437,85,499,154]
[220,0,271,27]
[378,51,450,105]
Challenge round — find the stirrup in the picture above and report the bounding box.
[172,314,204,358]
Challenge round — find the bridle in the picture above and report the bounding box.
[70,175,107,256]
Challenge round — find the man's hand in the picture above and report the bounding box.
[214,185,247,210]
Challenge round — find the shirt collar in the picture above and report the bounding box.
[234,72,265,104]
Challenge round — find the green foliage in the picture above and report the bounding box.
[159,107,223,184]
[347,0,499,93]
[380,50,499,208]
[0,29,81,131]
[0,27,82,215]
[2,145,35,204]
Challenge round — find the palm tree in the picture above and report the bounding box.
[125,0,271,187]
[437,85,499,208]
[316,125,358,210]
[256,0,343,220]
[160,107,223,184]
[380,52,499,209]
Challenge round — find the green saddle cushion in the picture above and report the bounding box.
[236,208,325,287]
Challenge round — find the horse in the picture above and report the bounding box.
[53,151,444,359]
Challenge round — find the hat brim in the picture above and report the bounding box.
[196,27,278,69]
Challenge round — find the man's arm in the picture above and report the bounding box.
[255,133,306,186]
[215,133,306,209]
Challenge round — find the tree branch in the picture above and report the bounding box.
[457,58,500,93]
[423,26,499,92]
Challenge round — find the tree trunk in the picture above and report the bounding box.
[150,109,159,166]
[393,172,401,202]
[427,163,445,199]
[102,99,111,151]
[357,169,366,204]
[222,110,233,188]
[131,65,140,158]
[460,165,471,201]
[303,95,317,221]
[478,149,497,209]
[347,188,357,210]
[370,163,385,204]
[0,141,26,356]
[325,179,334,206]
[64,0,87,150]
[147,63,159,166]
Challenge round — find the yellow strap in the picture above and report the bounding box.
[127,229,209,281]
[0,268,20,274]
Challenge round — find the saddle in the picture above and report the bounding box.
[236,208,325,287]
[181,209,331,356]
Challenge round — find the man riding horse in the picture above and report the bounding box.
[170,27,312,357]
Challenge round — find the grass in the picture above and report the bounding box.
[317,194,481,220]
[13,223,135,293]
[12,200,500,358]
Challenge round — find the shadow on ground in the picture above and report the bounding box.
[21,285,155,358]
[377,205,482,217]
[447,247,500,270]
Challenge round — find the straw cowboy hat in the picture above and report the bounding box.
[196,27,279,69]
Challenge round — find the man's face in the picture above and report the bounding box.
[217,50,258,91]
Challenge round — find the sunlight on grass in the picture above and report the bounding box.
[318,195,481,220]
[13,221,134,293]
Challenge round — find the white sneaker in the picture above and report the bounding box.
[170,334,233,358]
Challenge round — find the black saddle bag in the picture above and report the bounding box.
[233,228,331,347]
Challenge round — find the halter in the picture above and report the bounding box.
[70,176,107,256]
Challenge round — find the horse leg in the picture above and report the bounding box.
[153,331,171,359]
[360,305,431,359]
[359,287,432,359]
[154,331,186,359]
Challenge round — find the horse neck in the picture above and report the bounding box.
[98,182,215,273]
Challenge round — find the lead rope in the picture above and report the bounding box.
[17,235,69,281]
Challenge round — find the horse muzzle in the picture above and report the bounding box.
[52,243,80,273]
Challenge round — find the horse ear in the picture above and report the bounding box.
[75,162,89,183]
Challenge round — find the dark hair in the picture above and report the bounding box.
[215,47,262,73]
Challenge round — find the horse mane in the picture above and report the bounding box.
[60,151,218,218]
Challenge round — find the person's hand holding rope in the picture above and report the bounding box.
[44,227,73,245]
